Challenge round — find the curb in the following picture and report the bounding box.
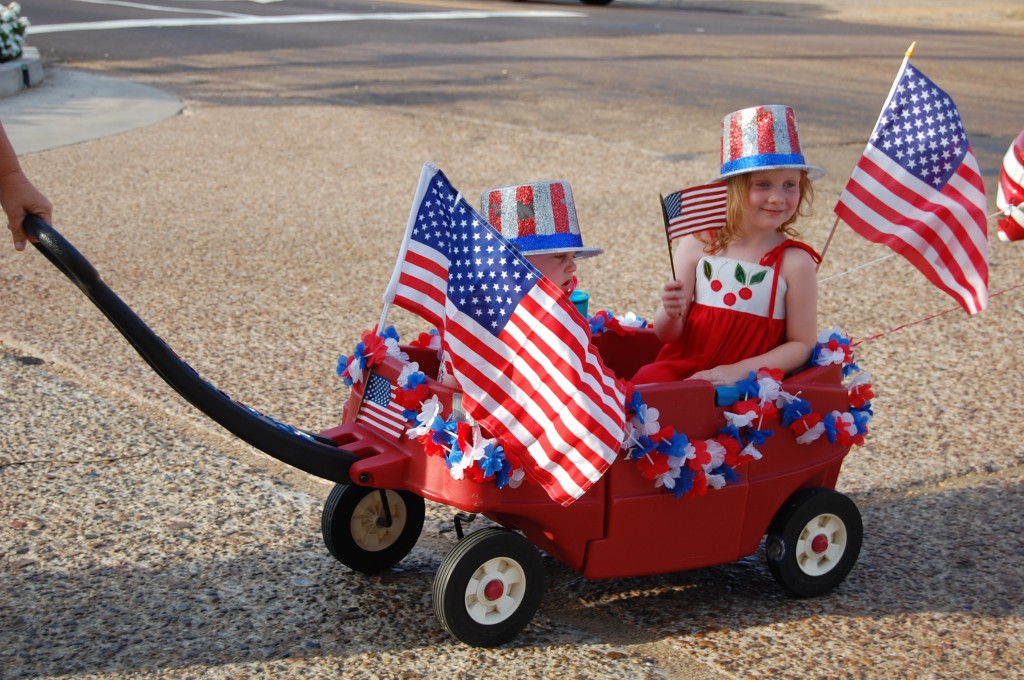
[0,67,184,155]
[0,46,44,98]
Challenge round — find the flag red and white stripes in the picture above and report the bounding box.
[387,176,450,329]
[996,127,1024,242]
[444,277,627,505]
[662,181,728,240]
[383,162,626,506]
[834,60,988,315]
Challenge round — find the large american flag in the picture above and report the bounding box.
[384,162,627,506]
[662,181,728,241]
[356,372,407,440]
[834,60,988,315]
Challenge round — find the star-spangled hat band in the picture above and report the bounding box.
[712,104,825,182]
[482,180,603,259]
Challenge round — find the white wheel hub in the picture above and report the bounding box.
[350,490,407,552]
[464,557,527,625]
[795,512,847,576]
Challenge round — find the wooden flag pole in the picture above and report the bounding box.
[659,193,677,280]
[817,215,842,272]
[822,42,917,274]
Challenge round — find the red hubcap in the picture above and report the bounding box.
[811,534,829,553]
[483,579,504,601]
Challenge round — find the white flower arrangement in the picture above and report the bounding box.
[0,2,29,63]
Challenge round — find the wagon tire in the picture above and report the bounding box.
[321,483,424,575]
[433,527,545,647]
[765,488,862,598]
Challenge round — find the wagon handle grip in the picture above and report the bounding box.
[23,214,357,484]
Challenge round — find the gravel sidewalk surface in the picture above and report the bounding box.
[2,1,1023,678]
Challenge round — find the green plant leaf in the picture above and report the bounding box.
[750,270,768,285]
[703,260,713,281]
[734,263,747,285]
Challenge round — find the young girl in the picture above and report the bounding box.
[632,105,823,386]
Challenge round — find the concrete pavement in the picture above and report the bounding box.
[1,66,181,155]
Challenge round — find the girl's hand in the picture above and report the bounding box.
[661,279,687,319]
[690,364,744,386]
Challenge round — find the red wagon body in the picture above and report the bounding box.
[323,330,851,580]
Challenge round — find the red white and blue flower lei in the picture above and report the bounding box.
[589,309,649,336]
[336,325,525,490]
[337,321,873,497]
[622,326,874,498]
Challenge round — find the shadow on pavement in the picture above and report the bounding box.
[3,478,1021,677]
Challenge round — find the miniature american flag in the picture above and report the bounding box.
[356,372,407,439]
[662,181,728,241]
[835,60,988,315]
[384,162,626,506]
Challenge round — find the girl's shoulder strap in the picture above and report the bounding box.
[759,239,820,319]
[759,238,822,268]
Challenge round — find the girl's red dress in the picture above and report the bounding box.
[632,239,820,384]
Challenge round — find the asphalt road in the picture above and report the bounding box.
[3,0,1024,678]
[23,0,1022,174]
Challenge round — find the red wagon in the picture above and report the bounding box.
[25,216,868,648]
[322,327,864,645]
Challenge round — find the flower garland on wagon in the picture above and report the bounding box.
[336,326,527,490]
[621,326,874,498]
[336,320,873,497]
[588,309,649,336]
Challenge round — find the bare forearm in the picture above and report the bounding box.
[0,121,22,177]
[653,304,685,343]
[729,340,815,378]
[689,340,815,387]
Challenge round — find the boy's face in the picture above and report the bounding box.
[526,252,577,293]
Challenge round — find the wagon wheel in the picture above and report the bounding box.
[432,527,545,647]
[321,483,424,575]
[765,488,863,598]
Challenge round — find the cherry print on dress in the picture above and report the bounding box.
[703,259,769,307]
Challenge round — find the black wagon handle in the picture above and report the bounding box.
[23,214,356,483]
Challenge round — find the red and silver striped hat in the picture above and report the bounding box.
[713,104,825,182]
[482,180,602,259]
[997,127,1024,242]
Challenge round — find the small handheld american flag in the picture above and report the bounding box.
[661,181,728,241]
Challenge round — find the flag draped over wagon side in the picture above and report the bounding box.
[381,162,627,507]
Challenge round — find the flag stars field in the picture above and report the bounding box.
[873,69,969,189]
